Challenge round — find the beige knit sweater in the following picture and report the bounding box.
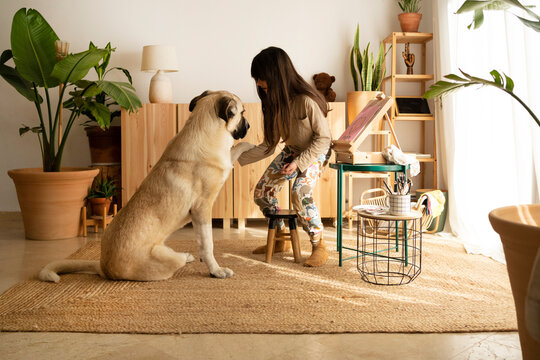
[238,95,332,173]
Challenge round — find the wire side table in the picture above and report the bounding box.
[356,209,423,285]
[329,162,409,266]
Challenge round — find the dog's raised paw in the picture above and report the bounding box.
[210,267,234,279]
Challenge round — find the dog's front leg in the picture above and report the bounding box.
[192,211,234,279]
[231,142,255,164]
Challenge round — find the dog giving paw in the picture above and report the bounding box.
[233,142,255,153]
[231,142,255,163]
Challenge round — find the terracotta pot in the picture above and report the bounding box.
[398,13,422,32]
[346,91,382,126]
[8,167,99,240]
[88,197,111,216]
[489,204,540,360]
[85,126,121,164]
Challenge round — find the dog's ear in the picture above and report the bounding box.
[217,96,236,122]
[189,90,211,112]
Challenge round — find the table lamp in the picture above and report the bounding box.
[141,45,178,103]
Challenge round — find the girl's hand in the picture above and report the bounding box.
[281,161,297,175]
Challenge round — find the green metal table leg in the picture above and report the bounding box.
[404,219,409,266]
[395,221,399,252]
[402,168,408,265]
[393,171,399,251]
[337,166,343,267]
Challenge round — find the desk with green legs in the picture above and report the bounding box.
[329,163,409,266]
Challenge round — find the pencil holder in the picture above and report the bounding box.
[388,194,411,215]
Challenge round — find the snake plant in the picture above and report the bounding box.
[349,24,388,91]
[398,0,422,13]
[423,0,539,127]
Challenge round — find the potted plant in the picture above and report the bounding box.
[347,24,388,125]
[423,1,540,358]
[86,177,118,216]
[0,8,138,240]
[397,0,422,32]
[66,42,141,165]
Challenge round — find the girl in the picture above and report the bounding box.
[238,46,332,267]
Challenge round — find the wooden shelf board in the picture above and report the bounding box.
[383,32,433,44]
[418,158,436,163]
[384,74,434,83]
[346,172,391,179]
[404,153,436,162]
[395,115,434,121]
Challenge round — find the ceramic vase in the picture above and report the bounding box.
[8,167,99,240]
[398,13,422,32]
[346,91,381,126]
[489,204,540,360]
[85,126,121,165]
[88,197,112,216]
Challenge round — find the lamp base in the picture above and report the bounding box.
[149,70,172,103]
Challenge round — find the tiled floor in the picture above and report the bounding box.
[0,212,522,360]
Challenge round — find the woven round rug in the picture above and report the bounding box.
[0,228,517,334]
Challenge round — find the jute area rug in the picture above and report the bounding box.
[0,228,517,334]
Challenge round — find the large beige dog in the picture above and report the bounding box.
[39,90,253,282]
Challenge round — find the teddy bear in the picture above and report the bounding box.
[313,72,336,102]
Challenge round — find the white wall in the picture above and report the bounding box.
[0,0,432,211]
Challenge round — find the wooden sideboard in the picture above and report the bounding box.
[121,102,345,226]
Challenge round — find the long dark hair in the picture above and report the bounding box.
[251,47,328,151]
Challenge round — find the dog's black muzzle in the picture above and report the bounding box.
[232,117,250,140]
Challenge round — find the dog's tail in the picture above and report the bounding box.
[39,260,103,283]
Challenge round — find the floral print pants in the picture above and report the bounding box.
[253,147,330,237]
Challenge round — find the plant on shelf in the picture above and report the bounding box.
[398,0,421,13]
[349,24,387,92]
[87,177,118,215]
[397,0,423,32]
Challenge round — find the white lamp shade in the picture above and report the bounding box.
[141,45,178,72]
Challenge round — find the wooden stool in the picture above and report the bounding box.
[265,209,301,263]
[81,204,117,236]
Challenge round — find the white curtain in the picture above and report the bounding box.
[433,0,540,263]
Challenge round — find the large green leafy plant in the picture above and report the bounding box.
[423,0,539,127]
[66,42,141,129]
[0,8,141,171]
[349,24,388,91]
